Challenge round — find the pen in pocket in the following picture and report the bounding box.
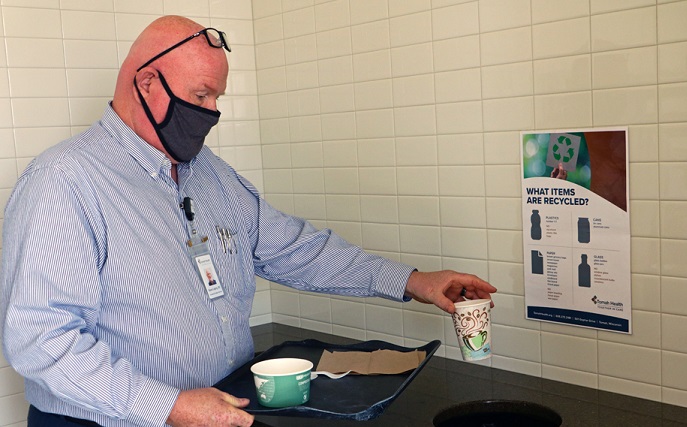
[215,226,235,254]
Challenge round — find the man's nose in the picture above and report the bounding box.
[208,98,218,111]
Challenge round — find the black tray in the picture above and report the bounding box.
[213,338,441,421]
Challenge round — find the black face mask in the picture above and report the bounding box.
[135,71,220,163]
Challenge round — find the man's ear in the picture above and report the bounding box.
[133,67,158,102]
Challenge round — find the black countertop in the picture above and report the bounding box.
[248,323,687,427]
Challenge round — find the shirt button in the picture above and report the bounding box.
[151,172,158,178]
[221,316,228,323]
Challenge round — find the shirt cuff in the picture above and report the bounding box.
[373,260,416,302]
[125,377,180,427]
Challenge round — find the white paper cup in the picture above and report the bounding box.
[451,299,492,361]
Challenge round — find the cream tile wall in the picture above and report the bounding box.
[255,0,687,412]
[2,0,687,425]
[0,1,263,426]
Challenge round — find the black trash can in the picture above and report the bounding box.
[433,400,562,427]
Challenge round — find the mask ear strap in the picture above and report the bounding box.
[133,75,180,161]
[157,72,174,94]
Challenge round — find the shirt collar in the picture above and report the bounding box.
[99,103,190,179]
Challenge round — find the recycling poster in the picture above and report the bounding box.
[521,128,631,334]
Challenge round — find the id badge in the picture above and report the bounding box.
[188,234,225,299]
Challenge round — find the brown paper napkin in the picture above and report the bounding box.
[316,349,426,375]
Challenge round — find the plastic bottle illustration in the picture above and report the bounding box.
[578,217,590,243]
[530,210,542,240]
[578,254,591,287]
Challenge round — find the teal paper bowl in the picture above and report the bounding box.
[250,358,313,408]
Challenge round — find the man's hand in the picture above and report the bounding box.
[404,270,497,314]
[167,388,254,427]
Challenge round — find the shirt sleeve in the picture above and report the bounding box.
[233,174,415,301]
[0,164,178,426]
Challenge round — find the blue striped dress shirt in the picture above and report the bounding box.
[0,105,415,426]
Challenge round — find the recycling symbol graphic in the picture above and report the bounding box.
[545,133,581,170]
[552,135,575,163]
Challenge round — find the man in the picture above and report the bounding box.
[1,16,496,427]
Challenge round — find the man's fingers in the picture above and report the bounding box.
[220,393,254,427]
[468,275,497,293]
[439,294,457,314]
[221,392,250,408]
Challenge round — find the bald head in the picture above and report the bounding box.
[130,16,204,68]
[112,15,229,154]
